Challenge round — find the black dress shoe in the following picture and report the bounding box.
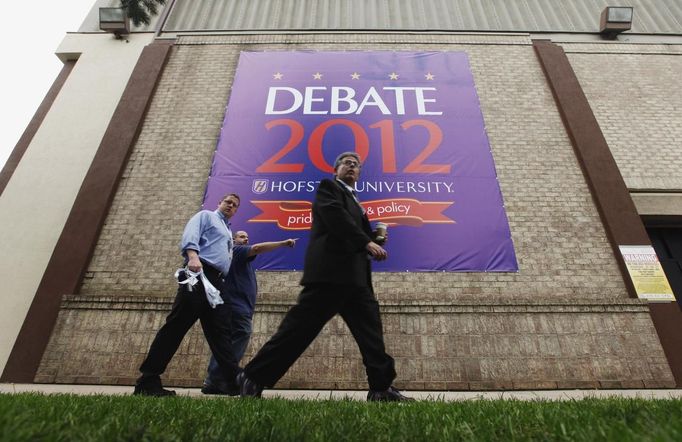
[225,377,241,396]
[367,386,414,402]
[201,381,240,396]
[237,372,264,398]
[201,383,228,395]
[133,380,176,397]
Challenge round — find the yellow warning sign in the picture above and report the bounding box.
[620,245,676,302]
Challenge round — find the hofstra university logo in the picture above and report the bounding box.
[252,179,269,194]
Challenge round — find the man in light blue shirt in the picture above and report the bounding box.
[133,194,242,397]
[180,203,235,274]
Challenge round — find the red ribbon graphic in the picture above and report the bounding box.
[250,199,454,230]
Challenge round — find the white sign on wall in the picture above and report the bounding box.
[620,245,676,302]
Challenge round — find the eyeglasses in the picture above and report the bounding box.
[340,160,361,169]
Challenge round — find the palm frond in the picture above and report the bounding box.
[121,0,167,27]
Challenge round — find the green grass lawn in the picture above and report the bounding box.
[1,393,681,441]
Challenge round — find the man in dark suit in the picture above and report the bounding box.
[238,152,413,401]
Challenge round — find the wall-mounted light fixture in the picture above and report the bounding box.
[600,6,634,39]
[99,7,129,39]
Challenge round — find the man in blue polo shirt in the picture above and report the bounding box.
[202,230,297,395]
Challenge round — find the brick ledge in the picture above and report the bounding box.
[64,294,649,313]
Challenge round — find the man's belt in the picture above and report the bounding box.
[200,261,224,282]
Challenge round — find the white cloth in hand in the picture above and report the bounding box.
[174,268,224,308]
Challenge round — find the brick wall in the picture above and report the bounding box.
[81,34,627,300]
[36,34,675,389]
[564,43,682,190]
[36,295,670,389]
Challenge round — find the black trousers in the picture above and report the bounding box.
[139,266,239,384]
[244,283,396,391]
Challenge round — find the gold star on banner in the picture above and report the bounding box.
[425,72,435,80]
[273,72,283,80]
[351,72,361,80]
[313,72,323,80]
[389,72,399,80]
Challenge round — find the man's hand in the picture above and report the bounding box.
[186,250,202,272]
[366,241,387,261]
[372,230,388,245]
[284,238,297,248]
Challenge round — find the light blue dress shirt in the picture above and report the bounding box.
[180,209,233,274]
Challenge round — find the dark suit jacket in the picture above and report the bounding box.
[301,178,374,288]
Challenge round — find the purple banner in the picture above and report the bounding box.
[204,51,517,272]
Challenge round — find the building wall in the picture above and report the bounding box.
[0,33,154,374]
[79,34,628,301]
[36,33,674,389]
[564,43,682,191]
[162,0,682,35]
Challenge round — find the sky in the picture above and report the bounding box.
[0,1,96,170]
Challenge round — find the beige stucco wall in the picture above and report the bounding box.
[0,33,154,374]
[36,34,674,389]
[632,193,682,216]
